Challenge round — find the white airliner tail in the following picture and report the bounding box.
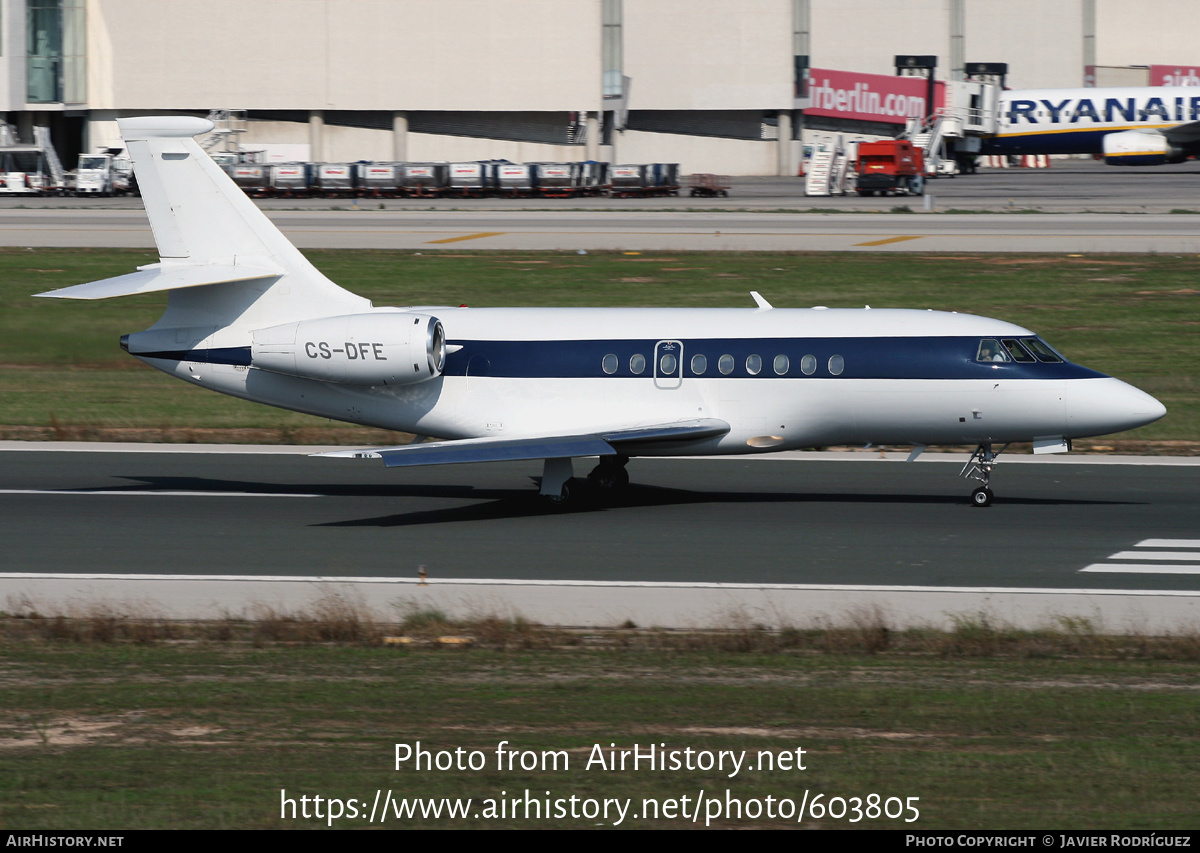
[38,116,368,330]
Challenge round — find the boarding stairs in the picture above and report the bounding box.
[829,150,850,194]
[905,114,954,176]
[804,148,832,196]
[33,126,65,186]
[805,140,849,196]
[199,110,248,154]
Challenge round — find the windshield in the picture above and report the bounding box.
[78,156,108,170]
[1022,337,1064,363]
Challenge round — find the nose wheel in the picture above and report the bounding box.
[961,443,1007,507]
[971,486,993,507]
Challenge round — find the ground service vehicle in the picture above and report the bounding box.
[854,140,925,196]
[75,153,131,196]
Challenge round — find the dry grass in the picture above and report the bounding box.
[3,595,1200,660]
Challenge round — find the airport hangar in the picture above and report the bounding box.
[4,0,1200,177]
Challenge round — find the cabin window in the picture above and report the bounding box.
[691,354,707,375]
[659,353,677,375]
[1023,337,1063,363]
[630,353,646,375]
[1001,339,1036,363]
[976,339,1010,363]
[746,354,762,375]
[602,353,618,374]
[801,354,817,375]
[828,354,844,376]
[773,354,790,375]
[718,354,735,375]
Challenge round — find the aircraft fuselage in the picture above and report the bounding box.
[130,306,1162,455]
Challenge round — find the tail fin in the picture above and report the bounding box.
[38,116,367,330]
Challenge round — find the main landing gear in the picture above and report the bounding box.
[586,455,630,491]
[539,455,631,506]
[960,443,1008,507]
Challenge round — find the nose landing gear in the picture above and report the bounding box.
[961,443,1008,507]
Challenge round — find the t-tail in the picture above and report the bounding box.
[37,115,370,349]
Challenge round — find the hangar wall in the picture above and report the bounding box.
[10,0,1200,176]
[1094,0,1200,70]
[624,0,793,111]
[87,0,603,112]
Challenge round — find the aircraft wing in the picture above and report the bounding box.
[1162,121,1200,146]
[315,418,730,468]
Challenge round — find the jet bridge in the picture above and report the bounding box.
[902,79,1000,176]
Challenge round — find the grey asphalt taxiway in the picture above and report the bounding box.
[5,159,1200,253]
[3,444,1198,631]
[3,208,1200,254]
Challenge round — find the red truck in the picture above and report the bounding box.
[854,140,925,196]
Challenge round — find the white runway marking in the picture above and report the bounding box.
[1108,551,1200,561]
[1080,565,1200,575]
[2,572,1199,596]
[1081,539,1200,574]
[0,489,319,497]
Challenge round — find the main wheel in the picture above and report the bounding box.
[587,465,630,490]
[543,480,572,507]
[971,487,993,507]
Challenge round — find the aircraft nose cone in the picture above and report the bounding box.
[1066,378,1166,437]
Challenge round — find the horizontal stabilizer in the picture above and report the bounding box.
[36,263,282,300]
[317,418,730,468]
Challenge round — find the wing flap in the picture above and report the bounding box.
[601,418,730,446]
[316,418,730,468]
[36,263,282,300]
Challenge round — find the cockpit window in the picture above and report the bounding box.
[1001,339,1036,363]
[1022,337,1063,363]
[976,339,1010,363]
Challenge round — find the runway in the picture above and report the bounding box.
[3,444,1198,631]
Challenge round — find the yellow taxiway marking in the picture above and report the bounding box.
[853,235,925,247]
[425,231,506,244]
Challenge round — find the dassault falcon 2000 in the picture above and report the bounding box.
[39,117,1165,507]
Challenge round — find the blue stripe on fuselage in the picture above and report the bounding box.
[139,338,1107,381]
[443,337,1105,381]
[981,127,1124,156]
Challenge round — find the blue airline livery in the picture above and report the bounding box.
[984,86,1200,165]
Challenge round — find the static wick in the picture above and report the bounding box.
[418,564,428,586]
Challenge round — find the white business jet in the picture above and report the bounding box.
[39,117,1165,507]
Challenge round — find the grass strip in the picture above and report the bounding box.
[2,248,1195,441]
[2,610,1199,830]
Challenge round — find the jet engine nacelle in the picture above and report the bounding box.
[251,312,446,385]
[1102,129,1184,166]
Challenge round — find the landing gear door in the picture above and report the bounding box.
[654,340,683,390]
